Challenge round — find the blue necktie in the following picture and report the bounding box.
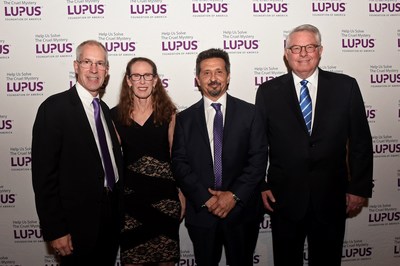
[93,98,116,190]
[300,80,312,135]
[211,103,223,190]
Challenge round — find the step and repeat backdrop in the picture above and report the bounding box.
[1,0,400,265]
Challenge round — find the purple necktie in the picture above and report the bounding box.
[211,103,223,190]
[93,98,115,190]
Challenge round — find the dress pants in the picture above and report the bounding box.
[271,206,346,266]
[187,218,260,266]
[60,187,120,266]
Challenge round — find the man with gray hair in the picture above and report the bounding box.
[32,40,123,266]
[256,24,373,265]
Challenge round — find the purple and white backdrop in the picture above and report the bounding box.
[1,1,400,265]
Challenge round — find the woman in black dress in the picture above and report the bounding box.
[111,57,185,266]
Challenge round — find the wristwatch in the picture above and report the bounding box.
[232,193,240,202]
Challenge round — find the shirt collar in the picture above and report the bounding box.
[203,92,227,108]
[292,68,319,87]
[75,82,99,105]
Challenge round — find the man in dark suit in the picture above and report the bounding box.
[172,48,267,266]
[255,24,373,266]
[31,40,123,266]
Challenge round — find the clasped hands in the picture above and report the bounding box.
[205,188,237,218]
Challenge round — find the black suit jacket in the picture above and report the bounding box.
[171,94,267,228]
[31,86,124,251]
[255,68,373,221]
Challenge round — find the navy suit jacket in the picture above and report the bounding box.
[31,86,124,251]
[172,94,267,227]
[255,68,373,221]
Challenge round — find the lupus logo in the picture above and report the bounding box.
[105,42,136,52]
[259,216,272,230]
[373,143,400,154]
[253,3,288,13]
[161,78,169,89]
[342,247,372,258]
[131,4,167,14]
[312,2,346,12]
[255,76,277,86]
[0,193,15,204]
[370,74,400,84]
[14,229,42,239]
[7,81,44,92]
[369,3,400,12]
[395,243,400,254]
[177,258,196,266]
[36,43,73,54]
[303,249,309,262]
[0,44,10,54]
[67,4,105,15]
[342,38,375,48]
[192,3,228,13]
[369,212,400,222]
[4,6,41,16]
[162,40,198,51]
[0,119,12,130]
[253,254,261,264]
[223,40,259,50]
[366,109,376,119]
[11,156,32,167]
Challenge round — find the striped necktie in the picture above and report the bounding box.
[300,80,312,135]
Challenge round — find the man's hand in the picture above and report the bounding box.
[346,193,366,217]
[206,188,236,218]
[50,234,73,256]
[261,190,275,212]
[178,189,186,220]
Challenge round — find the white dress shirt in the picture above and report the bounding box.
[292,69,319,132]
[203,93,227,160]
[75,82,119,186]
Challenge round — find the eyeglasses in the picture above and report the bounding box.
[287,44,320,54]
[77,59,107,70]
[129,73,155,81]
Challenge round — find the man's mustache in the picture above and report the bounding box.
[208,81,221,87]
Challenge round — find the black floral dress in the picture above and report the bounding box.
[112,111,180,264]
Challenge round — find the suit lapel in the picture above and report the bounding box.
[282,74,310,135]
[68,86,101,161]
[312,68,331,136]
[223,94,235,143]
[193,99,212,148]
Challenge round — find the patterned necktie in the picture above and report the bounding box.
[211,103,223,190]
[93,98,115,190]
[300,80,312,135]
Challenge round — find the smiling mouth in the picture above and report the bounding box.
[208,81,221,88]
